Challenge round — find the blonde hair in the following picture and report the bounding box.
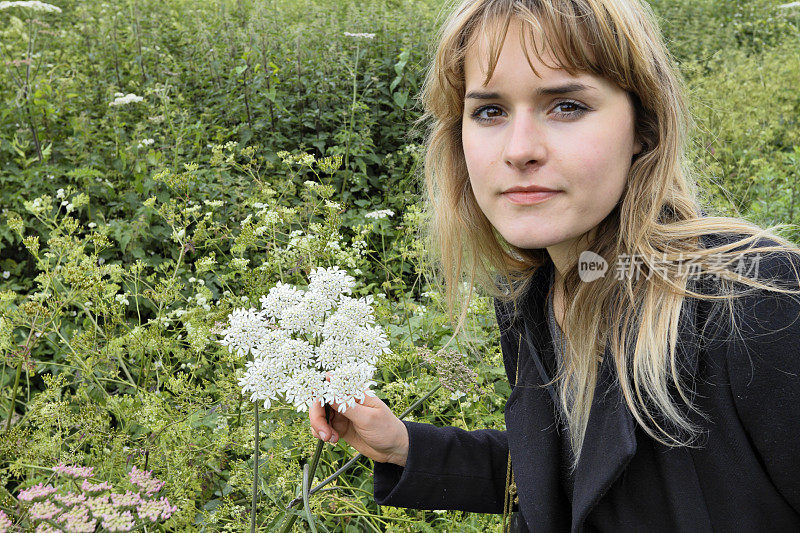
[418,0,800,467]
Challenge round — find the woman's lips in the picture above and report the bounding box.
[502,190,560,205]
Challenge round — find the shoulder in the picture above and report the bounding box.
[697,232,800,344]
[694,232,800,412]
[695,234,800,508]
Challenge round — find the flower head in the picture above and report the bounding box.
[100,510,135,532]
[18,482,57,502]
[137,497,177,522]
[53,462,94,479]
[0,1,62,12]
[308,266,354,304]
[57,506,96,533]
[259,281,304,321]
[128,466,165,496]
[365,209,394,220]
[324,361,377,412]
[111,490,142,509]
[109,93,143,107]
[29,500,61,520]
[53,491,87,507]
[219,267,383,413]
[343,32,375,39]
[218,307,271,357]
[81,479,113,493]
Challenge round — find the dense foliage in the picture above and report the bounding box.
[1,0,798,530]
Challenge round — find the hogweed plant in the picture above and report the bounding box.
[217,266,388,532]
[0,0,62,165]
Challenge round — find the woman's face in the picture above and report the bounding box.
[461,20,642,258]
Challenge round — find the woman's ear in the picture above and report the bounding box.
[633,139,643,155]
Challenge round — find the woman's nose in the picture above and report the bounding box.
[503,113,546,171]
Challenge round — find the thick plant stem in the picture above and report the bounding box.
[302,463,318,533]
[278,423,326,532]
[251,402,259,533]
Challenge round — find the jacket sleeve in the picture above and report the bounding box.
[372,297,524,513]
[722,248,800,512]
[372,422,510,513]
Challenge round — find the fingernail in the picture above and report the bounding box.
[319,431,328,441]
[331,434,339,444]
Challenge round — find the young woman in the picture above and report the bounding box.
[310,0,800,530]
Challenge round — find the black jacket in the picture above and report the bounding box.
[373,234,800,531]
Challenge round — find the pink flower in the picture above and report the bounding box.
[53,463,94,479]
[127,467,165,496]
[17,483,57,502]
[53,491,87,507]
[81,479,113,493]
[100,510,135,532]
[84,495,114,518]
[58,506,96,533]
[110,490,141,509]
[29,500,61,521]
[0,510,13,532]
[137,496,178,522]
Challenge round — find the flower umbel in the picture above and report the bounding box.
[219,266,387,412]
[13,464,176,532]
[0,1,62,12]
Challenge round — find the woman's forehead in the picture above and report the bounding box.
[464,18,591,86]
[464,16,594,82]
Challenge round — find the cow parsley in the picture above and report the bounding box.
[0,1,62,12]
[109,93,144,107]
[218,267,386,412]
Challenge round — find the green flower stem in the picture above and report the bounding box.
[50,327,112,397]
[4,361,22,433]
[278,425,326,533]
[341,42,360,196]
[287,384,442,509]
[251,402,259,533]
[302,463,318,533]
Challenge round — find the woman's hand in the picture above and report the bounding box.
[308,394,409,467]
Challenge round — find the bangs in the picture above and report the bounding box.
[432,0,635,119]
[470,5,599,87]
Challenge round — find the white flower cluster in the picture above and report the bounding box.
[0,1,62,12]
[365,209,394,220]
[343,32,376,39]
[218,267,388,413]
[109,92,143,107]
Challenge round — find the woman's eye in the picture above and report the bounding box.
[470,101,588,123]
[552,100,587,118]
[470,105,504,123]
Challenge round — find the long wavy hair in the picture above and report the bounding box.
[418,0,800,467]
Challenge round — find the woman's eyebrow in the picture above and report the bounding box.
[464,82,596,100]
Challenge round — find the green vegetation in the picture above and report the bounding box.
[0,0,798,530]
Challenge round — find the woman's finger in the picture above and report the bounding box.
[309,399,333,440]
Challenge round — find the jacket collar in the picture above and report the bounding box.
[518,258,704,530]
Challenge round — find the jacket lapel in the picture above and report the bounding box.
[570,342,637,530]
[523,260,639,531]
[568,275,704,530]
[517,245,710,530]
